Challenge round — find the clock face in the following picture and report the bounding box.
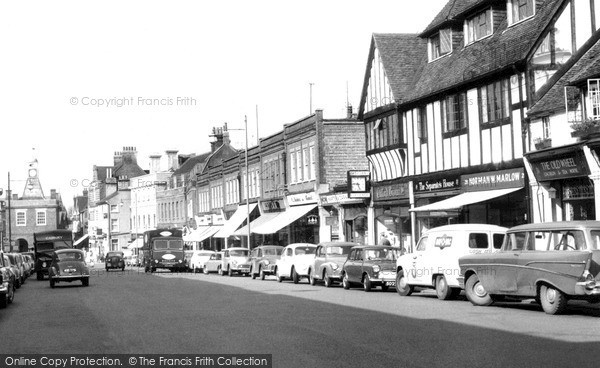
[28,169,37,178]
[352,177,366,192]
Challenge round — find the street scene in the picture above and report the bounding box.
[3,0,600,367]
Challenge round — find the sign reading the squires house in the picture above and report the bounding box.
[530,151,590,182]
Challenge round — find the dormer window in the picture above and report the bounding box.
[465,9,493,44]
[508,0,535,25]
[429,29,452,61]
[589,79,600,119]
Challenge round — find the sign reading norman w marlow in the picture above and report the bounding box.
[461,168,525,191]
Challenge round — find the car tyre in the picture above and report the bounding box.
[395,270,413,296]
[465,274,493,306]
[363,274,372,292]
[228,267,234,277]
[218,266,223,276]
[292,268,300,284]
[435,275,453,300]
[203,267,209,275]
[251,267,257,280]
[309,270,317,286]
[82,278,89,287]
[276,269,284,283]
[49,278,55,289]
[323,271,333,288]
[539,284,568,315]
[342,273,350,290]
[36,272,43,281]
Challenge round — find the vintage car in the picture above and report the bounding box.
[309,242,356,287]
[342,245,399,292]
[275,243,318,284]
[5,254,23,289]
[203,252,223,274]
[249,245,284,280]
[189,250,216,273]
[105,251,126,271]
[48,249,90,288]
[459,221,600,315]
[0,252,15,308]
[220,247,252,277]
[396,224,506,300]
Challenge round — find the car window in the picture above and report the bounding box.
[57,252,83,261]
[286,248,292,256]
[591,231,600,250]
[356,249,363,261]
[493,234,504,249]
[504,232,527,251]
[554,231,585,251]
[468,233,488,249]
[230,249,248,257]
[295,247,316,255]
[263,248,282,256]
[325,246,352,256]
[416,236,428,252]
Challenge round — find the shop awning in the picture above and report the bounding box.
[252,204,317,235]
[213,203,258,238]
[232,212,281,237]
[127,238,144,249]
[183,226,221,242]
[73,234,89,246]
[410,187,522,212]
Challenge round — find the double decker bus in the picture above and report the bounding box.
[142,228,185,273]
[33,230,73,280]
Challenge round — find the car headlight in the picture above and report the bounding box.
[372,265,380,273]
[42,262,47,267]
[155,260,159,263]
[178,260,182,263]
[331,264,339,270]
[264,260,270,265]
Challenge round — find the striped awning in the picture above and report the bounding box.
[367,148,406,182]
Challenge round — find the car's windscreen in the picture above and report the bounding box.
[263,248,282,256]
[364,248,398,261]
[57,252,83,261]
[295,247,316,255]
[229,249,248,257]
[325,246,353,256]
[107,252,123,257]
[153,239,184,250]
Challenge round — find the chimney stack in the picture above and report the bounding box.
[347,104,353,119]
[121,146,138,165]
[210,126,226,153]
[166,150,179,171]
[149,154,162,173]
[113,151,123,167]
[50,189,57,199]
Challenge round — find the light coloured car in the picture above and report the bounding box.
[0,251,15,308]
[203,252,223,274]
[6,254,25,288]
[275,243,317,284]
[310,242,356,287]
[220,247,251,277]
[189,250,216,273]
[396,224,506,300]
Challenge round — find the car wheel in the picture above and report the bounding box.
[435,275,454,300]
[49,278,55,289]
[228,267,234,277]
[203,267,209,275]
[539,284,568,315]
[15,279,20,289]
[309,270,316,286]
[0,294,6,308]
[150,267,156,273]
[259,268,266,280]
[122,266,125,271]
[251,267,257,279]
[7,283,14,304]
[218,267,223,276]
[82,278,89,287]
[36,272,43,281]
[342,273,350,290]
[323,271,332,288]
[363,274,372,292]
[276,269,283,283]
[465,274,493,306]
[292,267,300,284]
[395,270,413,296]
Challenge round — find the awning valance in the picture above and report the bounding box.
[252,204,317,235]
[213,203,258,238]
[410,187,522,212]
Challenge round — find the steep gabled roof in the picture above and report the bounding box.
[203,144,239,171]
[113,158,145,179]
[172,152,211,176]
[528,30,600,118]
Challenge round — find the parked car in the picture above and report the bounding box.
[0,251,15,308]
[220,247,252,276]
[203,252,223,274]
[310,242,356,287]
[275,243,318,284]
[5,254,24,288]
[48,249,90,288]
[459,221,600,315]
[396,224,506,300]
[105,251,125,271]
[342,245,399,292]
[189,250,216,273]
[249,245,284,280]
[21,253,34,277]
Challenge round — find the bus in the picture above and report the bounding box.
[33,230,73,280]
[142,228,185,273]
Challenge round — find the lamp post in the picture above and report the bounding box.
[229,117,251,249]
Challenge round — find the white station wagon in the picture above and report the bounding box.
[395,224,506,300]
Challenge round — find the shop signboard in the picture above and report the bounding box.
[530,151,590,182]
[413,175,460,194]
[261,199,285,213]
[373,182,409,201]
[320,193,364,205]
[461,167,525,191]
[287,192,319,206]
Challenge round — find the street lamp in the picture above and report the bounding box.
[229,116,251,249]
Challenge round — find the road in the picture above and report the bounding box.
[1,265,600,367]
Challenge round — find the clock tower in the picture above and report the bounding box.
[22,159,45,199]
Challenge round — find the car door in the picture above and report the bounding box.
[479,231,524,293]
[346,249,363,283]
[408,236,429,285]
[278,247,293,277]
[313,245,324,277]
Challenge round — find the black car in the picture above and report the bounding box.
[105,251,125,271]
[0,252,16,308]
[48,249,90,288]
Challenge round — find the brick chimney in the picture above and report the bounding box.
[113,151,123,167]
[50,189,57,199]
[149,154,161,173]
[166,150,179,170]
[121,146,138,165]
[210,124,229,152]
[347,104,353,119]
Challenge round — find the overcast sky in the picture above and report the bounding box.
[0,0,447,206]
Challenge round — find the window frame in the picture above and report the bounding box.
[508,0,536,26]
[465,9,493,44]
[429,28,453,61]
[36,209,46,226]
[16,210,26,226]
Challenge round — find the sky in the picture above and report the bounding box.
[0,0,447,208]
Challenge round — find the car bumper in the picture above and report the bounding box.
[51,275,89,281]
[231,264,251,273]
[0,282,9,294]
[371,272,396,284]
[575,280,600,296]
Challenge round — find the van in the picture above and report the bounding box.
[395,224,507,300]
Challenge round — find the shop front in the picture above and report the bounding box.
[526,146,594,222]
[371,182,410,251]
[320,192,368,244]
